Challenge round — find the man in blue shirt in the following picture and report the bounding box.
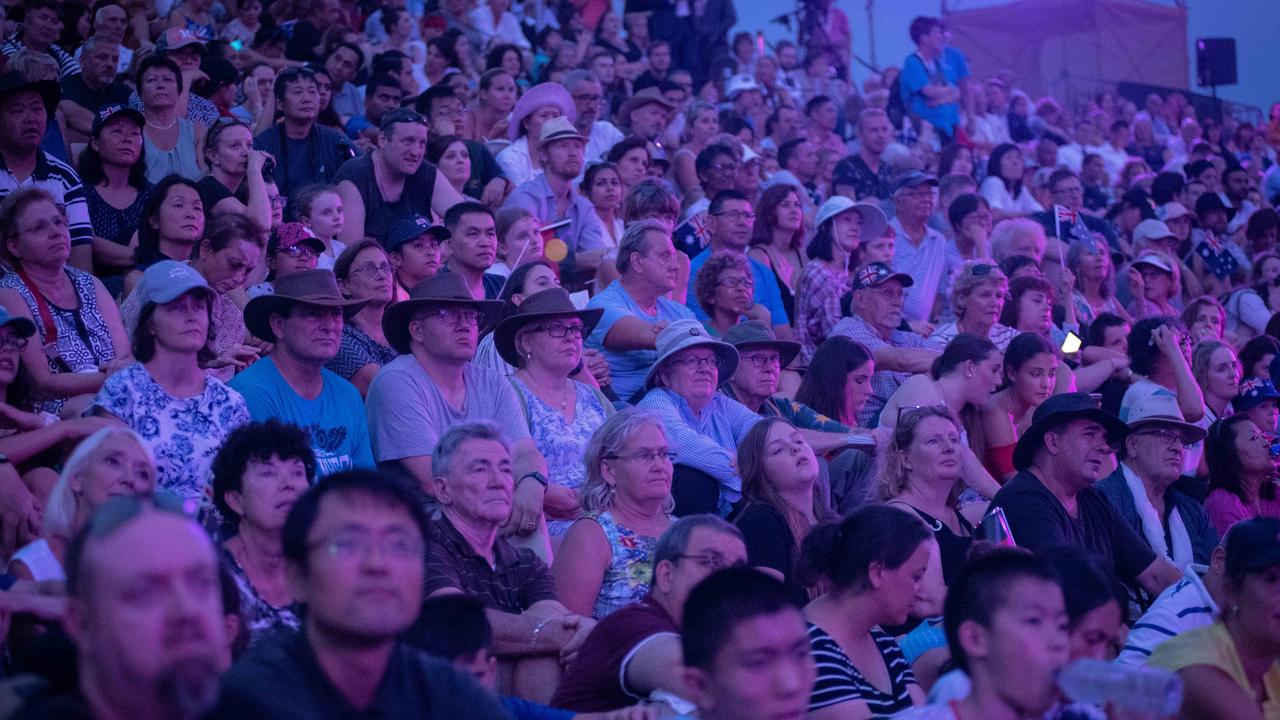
[898,16,969,141]
[232,269,375,475]
[685,190,792,339]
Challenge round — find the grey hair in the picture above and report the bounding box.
[43,426,155,540]
[650,514,742,587]
[80,35,118,55]
[990,218,1047,264]
[582,408,675,514]
[563,69,600,92]
[8,50,59,82]
[432,422,510,480]
[616,219,671,274]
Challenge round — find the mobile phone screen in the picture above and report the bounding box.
[1061,331,1082,354]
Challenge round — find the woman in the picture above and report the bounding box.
[81,105,153,293]
[1193,341,1241,426]
[8,427,156,581]
[462,69,517,143]
[373,8,415,57]
[735,417,828,605]
[123,175,206,296]
[748,184,806,323]
[486,43,525,81]
[1127,251,1181,319]
[672,101,722,198]
[582,162,624,247]
[694,252,766,337]
[1147,517,1280,720]
[295,184,347,268]
[491,207,544,277]
[881,406,985,585]
[473,260,560,376]
[92,260,251,510]
[802,504,931,718]
[1068,238,1130,331]
[212,419,314,642]
[1224,272,1280,346]
[795,335,874,430]
[978,332,1061,481]
[795,197,887,366]
[1204,415,1280,536]
[947,194,992,258]
[199,118,274,232]
[469,0,529,51]
[1183,296,1226,343]
[0,188,130,417]
[980,143,1042,220]
[928,261,1016,351]
[247,222,322,298]
[136,55,205,184]
[552,408,672,619]
[1000,275,1070,346]
[606,137,652,196]
[497,82,575,187]
[881,333,1003,434]
[1239,335,1280,381]
[419,36,460,92]
[330,240,397,396]
[428,134,479,200]
[937,143,976,179]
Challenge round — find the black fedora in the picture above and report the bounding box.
[721,320,800,368]
[0,71,59,117]
[1012,392,1130,470]
[382,273,503,354]
[492,288,604,368]
[243,269,368,342]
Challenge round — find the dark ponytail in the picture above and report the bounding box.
[931,333,998,380]
[799,504,931,591]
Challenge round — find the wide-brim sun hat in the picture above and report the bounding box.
[815,196,888,242]
[721,320,800,369]
[381,273,504,354]
[643,319,739,391]
[492,287,604,367]
[1012,392,1131,470]
[508,83,576,142]
[1124,393,1206,445]
[244,269,369,342]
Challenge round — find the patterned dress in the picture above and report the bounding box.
[327,322,398,381]
[585,511,664,620]
[119,284,248,383]
[219,545,301,645]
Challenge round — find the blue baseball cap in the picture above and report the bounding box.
[0,306,35,338]
[384,215,450,252]
[135,261,214,308]
[1235,377,1280,412]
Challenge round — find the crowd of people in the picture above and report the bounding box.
[0,0,1276,717]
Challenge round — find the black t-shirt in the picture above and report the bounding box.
[59,74,130,112]
[991,470,1157,582]
[333,152,438,244]
[196,175,248,212]
[733,501,808,606]
[253,123,351,201]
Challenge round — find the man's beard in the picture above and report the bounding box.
[156,656,223,720]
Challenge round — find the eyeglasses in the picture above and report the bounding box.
[532,322,585,339]
[708,162,739,175]
[572,93,603,104]
[671,355,718,370]
[743,352,780,369]
[673,552,747,570]
[281,244,317,258]
[269,195,287,209]
[717,276,753,290]
[350,262,393,278]
[605,449,677,464]
[0,335,30,351]
[18,214,68,236]
[309,530,425,561]
[426,308,481,326]
[84,491,187,540]
[713,210,755,222]
[897,403,951,423]
[1133,428,1186,447]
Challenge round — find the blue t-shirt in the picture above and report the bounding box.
[229,356,375,475]
[899,47,970,135]
[500,696,573,720]
[586,281,694,402]
[685,248,790,326]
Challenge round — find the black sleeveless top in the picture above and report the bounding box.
[333,153,438,244]
[905,504,975,586]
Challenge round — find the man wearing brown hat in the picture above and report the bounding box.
[231,269,375,474]
[365,273,552,545]
[620,87,676,145]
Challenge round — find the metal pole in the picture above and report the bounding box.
[866,0,876,68]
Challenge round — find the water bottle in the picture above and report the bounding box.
[1057,659,1182,717]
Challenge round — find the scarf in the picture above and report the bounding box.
[1122,463,1194,568]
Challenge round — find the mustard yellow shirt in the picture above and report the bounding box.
[1147,620,1280,720]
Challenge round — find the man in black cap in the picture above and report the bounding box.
[991,392,1183,596]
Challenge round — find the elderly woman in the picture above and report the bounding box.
[694,252,768,337]
[977,333,1061,480]
[123,175,206,297]
[92,261,251,512]
[211,419,315,642]
[637,319,759,517]
[734,417,829,605]
[795,197,887,366]
[137,55,205,184]
[999,274,1071,348]
[329,240,397,396]
[0,188,131,417]
[552,409,673,619]
[8,426,156,581]
[928,261,1016,351]
[1204,415,1280,536]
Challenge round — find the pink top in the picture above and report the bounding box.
[1204,487,1280,536]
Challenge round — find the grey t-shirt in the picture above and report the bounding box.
[365,355,531,463]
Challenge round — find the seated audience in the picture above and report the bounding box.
[122,175,207,296]
[248,222,323,298]
[328,240,397,395]
[80,105,152,293]
[927,261,1016,351]
[385,215,448,302]
[1234,376,1280,436]
[747,184,807,324]
[1118,532,1229,666]
[693,252,769,337]
[977,332,1062,480]
[473,259,562,376]
[1192,340,1240,427]
[294,183,349,268]
[1204,414,1280,535]
[442,201,508,299]
[199,117,273,231]
[491,207,545,278]
[1121,316,1206,475]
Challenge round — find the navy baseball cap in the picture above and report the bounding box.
[851,262,914,291]
[384,215,450,252]
[891,169,939,195]
[92,104,144,137]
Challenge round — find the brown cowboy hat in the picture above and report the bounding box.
[492,288,604,368]
[243,269,369,341]
[381,273,504,354]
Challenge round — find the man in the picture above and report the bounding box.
[724,76,765,135]
[829,262,938,427]
[990,392,1184,596]
[1031,168,1118,248]
[1080,152,1112,212]
[218,470,508,719]
[774,41,804,104]
[767,137,819,203]
[803,95,844,156]
[680,568,814,720]
[371,49,415,97]
[416,85,505,206]
[637,319,760,515]
[385,214,446,302]
[632,41,673,92]
[586,220,694,402]
[441,202,507,300]
[1134,92,1172,140]
[1220,165,1257,233]
[899,16,968,141]
[285,0,341,62]
[324,41,365,125]
[619,87,675,145]
[76,1,131,74]
[685,190,791,338]
[760,106,801,154]
[365,273,548,519]
[232,270,375,474]
[832,108,893,201]
[50,495,228,720]
[255,68,351,200]
[1096,120,1131,185]
[675,142,739,238]
[60,35,129,141]
[423,423,591,702]
[552,516,748,713]
[969,77,1012,149]
[503,117,607,280]
[564,70,624,164]
[335,108,465,245]
[345,74,402,144]
[0,71,93,271]
[1119,316,1206,473]
[889,170,960,323]
[0,0,80,78]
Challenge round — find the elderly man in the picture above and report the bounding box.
[1097,394,1218,568]
[620,87,676,146]
[335,108,465,245]
[1031,168,1119,248]
[991,392,1184,596]
[586,220,694,402]
[637,319,760,516]
[552,516,748,713]
[503,117,608,280]
[76,1,131,74]
[564,70,624,164]
[0,0,80,77]
[424,423,593,703]
[232,270,374,474]
[61,36,129,140]
[830,263,939,427]
[52,496,228,719]
[889,169,959,323]
[219,470,508,719]
[832,109,893,201]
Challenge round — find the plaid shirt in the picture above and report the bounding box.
[795,260,850,366]
[829,313,926,427]
[423,513,558,614]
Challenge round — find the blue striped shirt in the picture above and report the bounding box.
[0,150,92,247]
[1116,564,1218,667]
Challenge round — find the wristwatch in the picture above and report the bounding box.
[518,471,549,490]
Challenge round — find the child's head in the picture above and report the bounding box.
[405,594,498,690]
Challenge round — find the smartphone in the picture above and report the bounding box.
[230,39,243,51]
[1061,331,1082,354]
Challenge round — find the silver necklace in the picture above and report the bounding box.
[146,114,177,130]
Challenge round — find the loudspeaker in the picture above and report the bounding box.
[1196,38,1237,87]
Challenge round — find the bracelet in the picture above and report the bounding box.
[531,617,553,654]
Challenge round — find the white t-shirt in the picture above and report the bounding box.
[979,175,1044,214]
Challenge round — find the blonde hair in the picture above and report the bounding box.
[878,406,960,501]
[948,261,1008,321]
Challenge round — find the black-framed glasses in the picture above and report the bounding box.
[426,308,481,326]
[673,552,747,570]
[84,491,187,541]
[671,355,718,370]
[350,262,393,278]
[532,322,585,339]
[1132,428,1186,448]
[743,352,781,369]
[717,276,753,290]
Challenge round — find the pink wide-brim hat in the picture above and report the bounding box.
[508,83,577,142]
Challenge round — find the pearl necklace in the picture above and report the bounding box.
[146,114,177,130]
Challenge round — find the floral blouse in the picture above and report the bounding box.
[219,545,301,644]
[795,260,850,366]
[586,510,663,620]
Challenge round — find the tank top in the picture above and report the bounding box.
[587,510,661,620]
[143,119,201,184]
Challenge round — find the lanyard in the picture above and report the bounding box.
[14,266,58,348]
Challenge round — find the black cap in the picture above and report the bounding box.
[91,104,144,137]
[1224,517,1280,577]
[1012,392,1130,470]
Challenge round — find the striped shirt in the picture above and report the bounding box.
[0,34,80,78]
[1116,563,1218,666]
[809,623,919,718]
[0,150,92,247]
